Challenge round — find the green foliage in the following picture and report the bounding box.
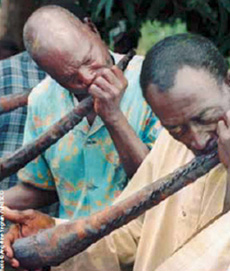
[137,19,187,55]
[2,0,230,56]
[74,0,230,56]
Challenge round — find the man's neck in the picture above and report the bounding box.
[74,93,89,102]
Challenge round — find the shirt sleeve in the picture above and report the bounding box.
[155,210,230,271]
[57,219,142,271]
[141,106,162,150]
[18,79,55,191]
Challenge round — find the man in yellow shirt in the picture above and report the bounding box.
[5,33,230,271]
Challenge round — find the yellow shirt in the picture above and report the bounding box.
[156,209,230,271]
[52,129,228,271]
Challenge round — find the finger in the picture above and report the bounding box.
[217,120,227,137]
[111,65,126,80]
[4,234,15,258]
[4,207,28,223]
[226,110,230,126]
[93,76,122,101]
[93,76,117,95]
[100,68,117,86]
[5,256,20,271]
[112,66,128,86]
[100,68,126,91]
[112,66,128,88]
[4,225,20,258]
[10,258,20,269]
[88,83,111,100]
[217,120,230,152]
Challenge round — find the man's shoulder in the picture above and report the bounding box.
[29,76,59,103]
[0,51,36,70]
[0,52,46,94]
[28,76,70,113]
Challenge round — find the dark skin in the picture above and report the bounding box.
[4,207,55,269]
[4,71,230,266]
[217,110,230,212]
[5,7,150,209]
[4,7,151,267]
[5,111,230,270]
[5,183,58,210]
[36,24,150,178]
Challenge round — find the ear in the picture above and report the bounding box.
[83,17,100,37]
[225,71,230,86]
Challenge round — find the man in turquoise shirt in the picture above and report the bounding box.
[5,6,161,219]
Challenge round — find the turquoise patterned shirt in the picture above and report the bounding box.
[18,53,161,219]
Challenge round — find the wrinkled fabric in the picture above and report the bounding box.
[19,53,161,219]
[52,129,228,271]
[0,51,46,190]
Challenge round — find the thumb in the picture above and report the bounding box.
[4,207,29,224]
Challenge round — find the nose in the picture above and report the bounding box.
[189,125,211,150]
[77,67,96,87]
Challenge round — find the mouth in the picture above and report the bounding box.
[193,138,218,156]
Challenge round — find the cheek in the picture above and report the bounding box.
[201,123,218,134]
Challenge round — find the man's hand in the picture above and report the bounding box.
[217,111,230,168]
[88,65,128,125]
[4,206,55,269]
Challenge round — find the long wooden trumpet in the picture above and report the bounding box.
[0,90,31,115]
[0,50,135,181]
[12,149,219,269]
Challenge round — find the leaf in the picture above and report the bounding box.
[122,0,136,25]
[95,0,107,18]
[219,0,230,13]
[190,2,218,24]
[147,0,167,20]
[105,0,113,19]
[91,0,114,20]
[219,34,230,55]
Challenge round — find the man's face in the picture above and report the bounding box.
[41,22,112,95]
[145,66,230,156]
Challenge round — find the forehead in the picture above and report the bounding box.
[40,26,104,72]
[146,66,224,124]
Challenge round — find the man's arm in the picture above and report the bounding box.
[7,77,58,210]
[4,206,142,270]
[4,146,156,270]
[53,147,158,271]
[89,65,154,178]
[217,110,230,212]
[105,112,150,178]
[4,207,56,269]
[4,182,58,210]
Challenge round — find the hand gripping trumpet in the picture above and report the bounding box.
[0,50,135,181]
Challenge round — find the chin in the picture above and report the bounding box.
[192,149,207,156]
[192,146,218,157]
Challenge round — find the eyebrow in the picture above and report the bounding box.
[163,124,181,130]
[163,107,218,129]
[191,107,217,121]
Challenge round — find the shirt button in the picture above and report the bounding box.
[86,139,97,145]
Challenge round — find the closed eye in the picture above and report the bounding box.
[166,125,188,137]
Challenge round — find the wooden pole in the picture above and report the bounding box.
[12,150,219,269]
[0,90,31,115]
[0,50,135,181]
